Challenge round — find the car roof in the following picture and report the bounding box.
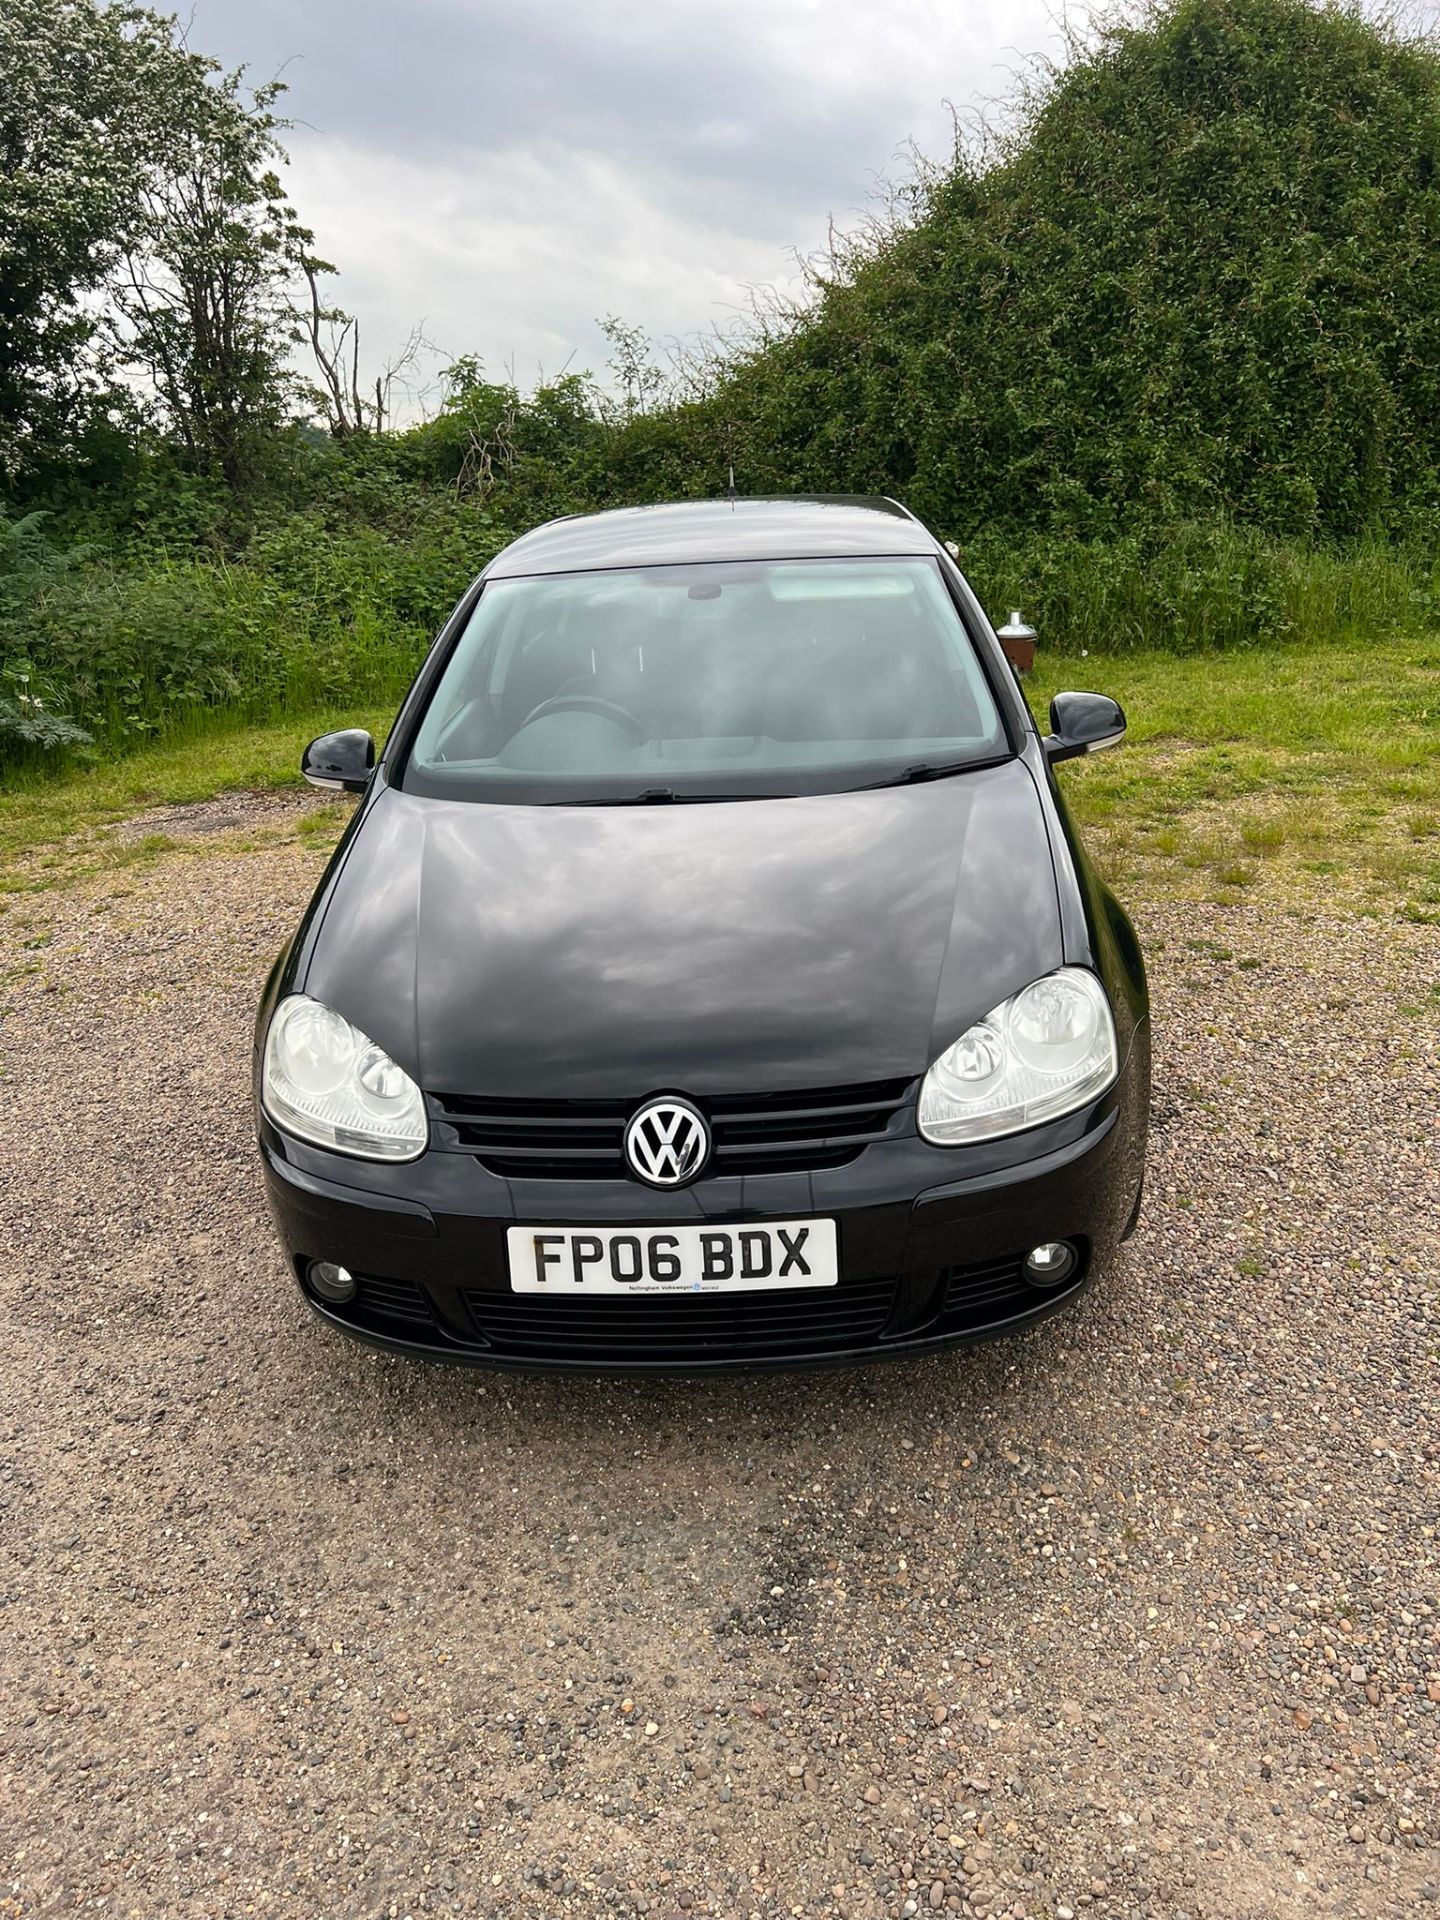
[483,496,939,578]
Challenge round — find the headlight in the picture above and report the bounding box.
[262,994,427,1161]
[918,967,1117,1145]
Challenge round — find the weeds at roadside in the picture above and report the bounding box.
[1240,818,1287,852]
[296,805,351,839]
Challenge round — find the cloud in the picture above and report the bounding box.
[185,0,1061,401]
[288,135,809,393]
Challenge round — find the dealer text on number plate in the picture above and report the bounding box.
[506,1219,838,1295]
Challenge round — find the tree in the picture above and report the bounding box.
[301,258,428,440]
[598,315,667,423]
[0,0,198,473]
[1,0,342,492]
[107,67,311,491]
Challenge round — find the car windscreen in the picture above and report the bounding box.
[399,556,1008,804]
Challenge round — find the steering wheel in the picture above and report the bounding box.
[522,692,648,741]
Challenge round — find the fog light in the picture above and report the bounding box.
[1024,1241,1077,1289]
[309,1259,356,1304]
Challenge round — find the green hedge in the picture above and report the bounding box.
[6,501,1437,782]
[956,522,1439,654]
[0,501,509,771]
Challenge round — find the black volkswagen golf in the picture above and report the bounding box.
[255,497,1149,1371]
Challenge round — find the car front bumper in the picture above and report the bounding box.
[256,1049,1147,1374]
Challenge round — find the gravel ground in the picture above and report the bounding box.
[2,802,1437,1920]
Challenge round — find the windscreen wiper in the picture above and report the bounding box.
[856,760,973,790]
[567,787,757,806]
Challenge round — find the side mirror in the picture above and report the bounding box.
[302,728,375,792]
[1043,691,1126,765]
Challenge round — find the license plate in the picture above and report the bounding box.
[506,1220,838,1295]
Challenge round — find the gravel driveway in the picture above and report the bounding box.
[3,804,1437,1919]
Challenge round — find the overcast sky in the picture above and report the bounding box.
[184,0,1062,408]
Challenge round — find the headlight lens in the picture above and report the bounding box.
[262,994,426,1161]
[918,967,1117,1144]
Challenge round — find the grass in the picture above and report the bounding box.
[0,703,391,892]
[0,637,1435,915]
[1026,635,1440,917]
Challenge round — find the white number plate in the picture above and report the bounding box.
[506,1220,837,1295]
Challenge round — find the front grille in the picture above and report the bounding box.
[939,1253,1084,1330]
[349,1274,435,1330]
[463,1276,897,1363]
[428,1079,914,1181]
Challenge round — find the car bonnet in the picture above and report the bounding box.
[300,762,1063,1100]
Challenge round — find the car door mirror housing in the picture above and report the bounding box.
[302,728,376,792]
[1043,691,1126,764]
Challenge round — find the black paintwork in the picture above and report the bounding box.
[484,496,931,580]
[1044,690,1127,764]
[255,496,1150,1371]
[302,727,375,792]
[298,763,1063,1099]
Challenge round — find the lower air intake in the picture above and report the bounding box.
[463,1276,897,1364]
[939,1250,1086,1331]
